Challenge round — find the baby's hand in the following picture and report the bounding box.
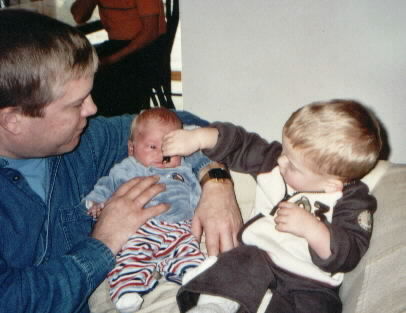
[88,202,105,219]
[274,201,319,238]
[162,129,200,157]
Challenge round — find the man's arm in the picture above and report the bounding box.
[193,162,243,256]
[0,176,167,313]
[174,113,242,255]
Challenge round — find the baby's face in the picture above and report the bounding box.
[277,136,336,192]
[129,120,181,168]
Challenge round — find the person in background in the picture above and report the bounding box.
[0,9,241,313]
[85,108,205,313]
[163,99,382,313]
[71,0,168,115]
[71,0,166,65]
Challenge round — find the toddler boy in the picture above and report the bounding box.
[163,99,382,313]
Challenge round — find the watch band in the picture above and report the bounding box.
[200,168,233,186]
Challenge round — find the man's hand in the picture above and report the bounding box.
[192,179,243,256]
[92,176,169,255]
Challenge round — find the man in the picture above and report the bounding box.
[71,0,169,115]
[71,0,165,65]
[0,9,241,313]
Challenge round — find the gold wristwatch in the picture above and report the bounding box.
[200,168,233,186]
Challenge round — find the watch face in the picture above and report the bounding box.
[210,168,231,179]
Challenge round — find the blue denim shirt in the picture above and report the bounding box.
[0,112,208,313]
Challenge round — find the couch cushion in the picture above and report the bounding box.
[340,163,406,313]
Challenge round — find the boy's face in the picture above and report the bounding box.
[6,76,97,158]
[128,119,181,168]
[277,136,342,193]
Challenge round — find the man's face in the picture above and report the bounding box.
[14,76,97,158]
[129,119,182,168]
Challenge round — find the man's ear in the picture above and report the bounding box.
[0,107,22,135]
[324,178,344,193]
[128,140,134,156]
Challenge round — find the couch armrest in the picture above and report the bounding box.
[340,162,406,313]
[230,171,256,222]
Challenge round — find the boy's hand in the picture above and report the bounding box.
[274,201,317,237]
[162,128,219,157]
[162,129,200,157]
[275,201,332,259]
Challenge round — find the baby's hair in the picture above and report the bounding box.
[283,99,382,181]
[130,108,183,139]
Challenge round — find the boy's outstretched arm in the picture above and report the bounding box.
[163,127,242,255]
[162,127,219,157]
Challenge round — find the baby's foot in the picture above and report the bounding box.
[115,293,143,313]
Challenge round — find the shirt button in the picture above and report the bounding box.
[13,175,20,181]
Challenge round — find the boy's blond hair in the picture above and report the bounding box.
[130,108,183,139]
[283,99,382,181]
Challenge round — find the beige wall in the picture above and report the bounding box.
[180,0,406,163]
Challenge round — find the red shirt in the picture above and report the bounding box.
[97,0,166,40]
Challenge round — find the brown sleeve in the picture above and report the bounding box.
[310,181,376,274]
[202,122,282,177]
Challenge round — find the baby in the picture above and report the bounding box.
[163,99,382,313]
[85,108,205,313]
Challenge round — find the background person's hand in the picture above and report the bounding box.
[192,179,242,256]
[91,176,169,254]
[274,201,331,259]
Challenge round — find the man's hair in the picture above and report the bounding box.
[0,9,98,117]
[130,108,183,139]
[283,99,382,181]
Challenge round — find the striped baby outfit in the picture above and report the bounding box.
[109,219,204,303]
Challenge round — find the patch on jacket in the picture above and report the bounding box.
[169,173,185,182]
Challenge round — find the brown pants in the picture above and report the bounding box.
[177,245,341,313]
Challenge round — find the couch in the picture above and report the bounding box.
[90,160,406,313]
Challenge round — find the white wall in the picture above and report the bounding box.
[180,0,406,163]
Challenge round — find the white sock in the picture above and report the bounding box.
[115,293,144,313]
[183,255,218,285]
